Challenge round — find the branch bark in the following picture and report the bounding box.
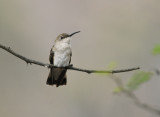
[0,43,140,74]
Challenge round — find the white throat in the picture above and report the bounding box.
[55,37,71,51]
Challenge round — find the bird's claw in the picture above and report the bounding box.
[69,64,73,67]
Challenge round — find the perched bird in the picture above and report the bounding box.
[47,31,80,87]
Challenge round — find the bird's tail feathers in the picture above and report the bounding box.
[46,68,67,87]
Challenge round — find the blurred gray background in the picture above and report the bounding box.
[0,0,160,117]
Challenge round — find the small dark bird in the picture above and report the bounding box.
[47,31,80,87]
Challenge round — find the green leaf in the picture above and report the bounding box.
[113,87,123,93]
[152,44,160,55]
[127,71,152,91]
[107,61,117,70]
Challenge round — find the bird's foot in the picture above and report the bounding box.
[68,64,73,67]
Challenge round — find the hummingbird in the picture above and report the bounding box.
[47,31,80,87]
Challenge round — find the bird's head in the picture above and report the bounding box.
[55,31,80,44]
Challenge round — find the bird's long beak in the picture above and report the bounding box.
[69,31,80,37]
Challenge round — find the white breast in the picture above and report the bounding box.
[53,40,71,67]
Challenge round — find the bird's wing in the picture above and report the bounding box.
[69,52,72,64]
[49,47,54,64]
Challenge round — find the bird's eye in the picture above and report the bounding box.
[60,36,63,40]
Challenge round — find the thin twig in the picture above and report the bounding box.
[0,43,139,74]
[110,75,160,115]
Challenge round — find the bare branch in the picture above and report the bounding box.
[1,43,159,115]
[110,75,160,115]
[0,43,139,74]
